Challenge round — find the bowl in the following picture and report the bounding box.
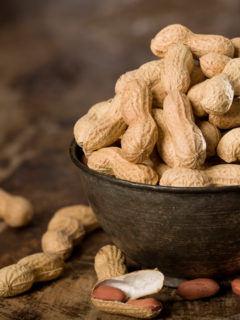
[70,140,240,280]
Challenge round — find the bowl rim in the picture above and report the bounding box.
[70,139,240,194]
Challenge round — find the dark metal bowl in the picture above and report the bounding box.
[70,140,240,279]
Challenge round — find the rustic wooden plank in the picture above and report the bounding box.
[0,0,240,319]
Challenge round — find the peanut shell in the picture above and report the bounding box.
[161,43,194,93]
[92,269,164,319]
[163,90,206,168]
[55,205,100,233]
[82,94,127,154]
[94,245,127,281]
[41,230,73,260]
[153,108,180,168]
[160,168,212,187]
[232,38,240,57]
[88,147,159,185]
[0,264,35,297]
[144,149,170,178]
[151,24,234,58]
[73,99,112,147]
[120,79,158,163]
[199,53,231,78]
[197,121,221,157]
[48,214,85,245]
[187,81,208,117]
[0,189,33,228]
[190,64,205,86]
[217,128,240,163]
[91,297,160,319]
[18,253,64,282]
[206,164,240,186]
[200,75,234,115]
[115,60,163,94]
[209,98,240,129]
[222,58,240,95]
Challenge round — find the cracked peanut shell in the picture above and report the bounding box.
[91,269,164,319]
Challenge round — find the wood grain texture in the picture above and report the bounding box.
[0,0,240,319]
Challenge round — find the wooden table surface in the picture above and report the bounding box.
[0,1,240,319]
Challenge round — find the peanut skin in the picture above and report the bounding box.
[232,278,240,296]
[92,285,126,302]
[177,278,220,300]
[151,24,234,58]
[0,189,33,227]
[120,79,158,163]
[163,90,206,168]
[88,147,158,185]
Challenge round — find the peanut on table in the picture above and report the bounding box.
[0,189,33,227]
[0,204,100,297]
[91,245,164,319]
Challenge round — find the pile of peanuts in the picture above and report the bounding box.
[74,24,240,187]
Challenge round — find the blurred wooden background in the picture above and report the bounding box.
[0,0,240,319]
